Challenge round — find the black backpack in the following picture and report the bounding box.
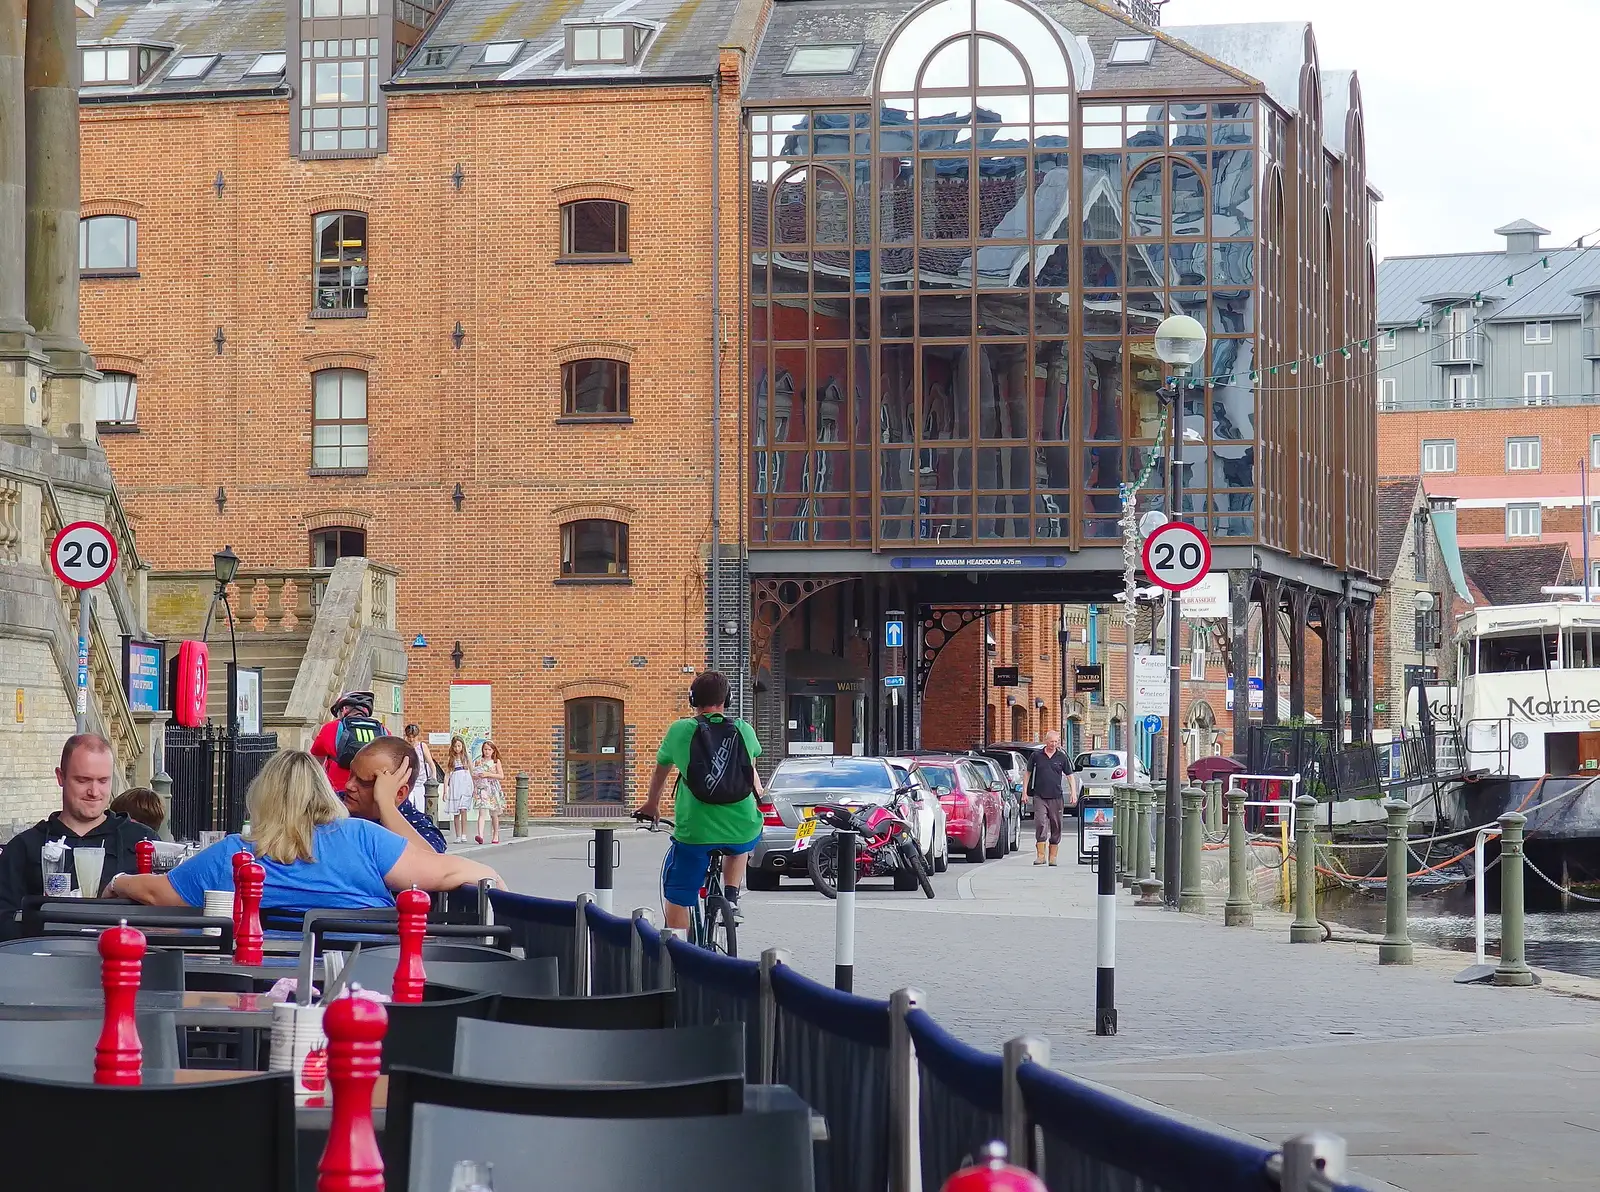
[333,715,387,768]
[685,716,754,805]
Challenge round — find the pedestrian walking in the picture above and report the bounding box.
[1027,730,1071,866]
[472,741,505,845]
[402,723,436,814]
[444,736,474,843]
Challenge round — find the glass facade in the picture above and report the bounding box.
[748,0,1264,548]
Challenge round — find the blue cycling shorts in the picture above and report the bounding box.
[661,838,757,908]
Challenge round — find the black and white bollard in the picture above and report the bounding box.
[590,827,617,914]
[835,829,858,992]
[1096,833,1117,1036]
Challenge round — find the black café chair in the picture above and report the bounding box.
[382,990,497,1074]
[403,1102,815,1192]
[454,1019,745,1086]
[343,953,557,999]
[0,1071,295,1192]
[0,948,186,992]
[450,987,675,1031]
[0,1010,182,1071]
[383,1066,745,1185]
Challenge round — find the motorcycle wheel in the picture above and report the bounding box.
[899,839,936,899]
[807,836,840,899]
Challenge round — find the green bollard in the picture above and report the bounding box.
[1134,787,1152,887]
[1224,788,1252,926]
[1290,793,1321,942]
[1116,786,1134,889]
[1379,798,1414,965]
[1205,778,1222,836]
[1153,794,1166,890]
[1180,786,1205,913]
[1493,812,1535,987]
[513,772,530,838]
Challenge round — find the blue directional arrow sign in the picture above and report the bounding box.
[883,675,907,688]
[884,619,905,649]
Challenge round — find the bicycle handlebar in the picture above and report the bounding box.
[632,811,675,831]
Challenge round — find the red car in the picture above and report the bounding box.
[905,755,1005,863]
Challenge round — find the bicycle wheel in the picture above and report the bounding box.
[806,836,840,899]
[899,838,935,900]
[703,896,738,957]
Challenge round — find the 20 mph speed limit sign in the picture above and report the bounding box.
[1141,521,1211,593]
[50,521,118,590]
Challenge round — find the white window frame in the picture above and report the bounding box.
[1377,329,1397,351]
[1591,434,1600,470]
[94,371,138,426]
[1377,377,1397,410]
[1449,373,1479,408]
[1421,439,1456,474]
[1592,502,1600,536]
[1507,436,1542,471]
[1524,320,1554,344]
[1523,372,1553,404]
[1189,628,1206,681]
[1507,503,1542,538]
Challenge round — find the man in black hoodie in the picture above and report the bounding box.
[0,734,159,939]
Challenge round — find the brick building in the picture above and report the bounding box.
[75,0,756,813]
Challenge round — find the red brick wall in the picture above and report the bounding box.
[1379,409,1600,478]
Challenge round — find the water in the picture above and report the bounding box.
[1320,884,1600,978]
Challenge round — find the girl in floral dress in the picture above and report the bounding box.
[472,740,506,845]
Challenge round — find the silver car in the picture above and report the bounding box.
[747,756,901,889]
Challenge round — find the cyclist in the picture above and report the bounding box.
[635,670,763,928]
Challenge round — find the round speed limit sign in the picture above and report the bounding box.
[1141,521,1211,593]
[50,521,119,590]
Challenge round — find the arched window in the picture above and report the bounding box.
[94,371,138,426]
[565,697,624,804]
[561,200,629,256]
[1010,703,1027,741]
[561,519,629,577]
[310,526,366,567]
[80,215,137,272]
[562,359,629,416]
[311,369,368,470]
[313,212,367,313]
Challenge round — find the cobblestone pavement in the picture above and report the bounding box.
[481,824,1600,1192]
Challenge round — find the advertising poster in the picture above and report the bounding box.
[123,638,163,715]
[449,681,493,760]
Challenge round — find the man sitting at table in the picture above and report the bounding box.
[0,734,158,938]
[107,749,503,912]
[341,737,448,853]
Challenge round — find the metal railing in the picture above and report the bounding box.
[164,724,279,839]
[1430,329,1483,365]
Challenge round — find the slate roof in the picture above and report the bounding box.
[1378,234,1600,327]
[392,0,748,87]
[1459,545,1573,607]
[1375,476,1420,580]
[77,0,289,100]
[742,0,1252,104]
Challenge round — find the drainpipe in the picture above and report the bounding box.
[708,69,722,673]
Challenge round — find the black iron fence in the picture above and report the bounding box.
[165,724,278,840]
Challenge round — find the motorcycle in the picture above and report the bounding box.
[804,787,934,900]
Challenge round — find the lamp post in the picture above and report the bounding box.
[1154,315,1208,910]
[1413,589,1437,769]
[205,546,241,734]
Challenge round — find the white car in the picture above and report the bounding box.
[888,758,950,873]
[1073,750,1150,791]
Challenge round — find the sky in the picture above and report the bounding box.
[1158,0,1600,260]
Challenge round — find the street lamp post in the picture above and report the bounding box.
[205,545,242,733]
[1413,589,1437,769]
[1154,315,1208,910]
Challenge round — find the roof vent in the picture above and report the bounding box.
[1495,218,1549,256]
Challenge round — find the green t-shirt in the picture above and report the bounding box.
[657,714,763,846]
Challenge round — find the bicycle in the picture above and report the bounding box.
[632,813,738,958]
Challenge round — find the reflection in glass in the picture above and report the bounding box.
[1127,291,1163,336]
[812,295,852,339]
[775,170,808,244]
[976,36,1024,86]
[1214,122,1252,146]
[1034,341,1069,441]
[1083,245,1120,288]
[1033,155,1072,239]
[977,157,1028,239]
[880,345,916,442]
[920,157,970,239]
[853,346,872,445]
[1170,290,1207,325]
[1034,93,1070,122]
[772,250,807,294]
[772,296,808,340]
[978,491,1031,539]
[1084,446,1122,489]
[1082,154,1122,239]
[880,248,914,290]
[978,343,1028,437]
[814,170,849,244]
[881,448,915,490]
[1129,161,1163,237]
[975,92,1029,125]
[1083,342,1122,440]
[918,98,973,149]
[878,0,967,91]
[1127,243,1161,288]
[881,295,915,337]
[977,293,1028,336]
[919,451,972,490]
[1211,149,1254,237]
[1128,340,1163,438]
[773,350,807,443]
[815,349,849,443]
[1171,162,1205,236]
[1211,341,1256,440]
[920,293,973,337]
[978,244,1029,288]
[1213,242,1255,286]
[879,156,914,241]
[918,247,973,288]
[920,37,970,89]
[879,100,915,151]
[921,345,971,440]
[1213,290,1254,334]
[1081,292,1121,337]
[1083,126,1121,150]
[1034,244,1068,287]
[1168,241,1206,286]
[1034,290,1069,336]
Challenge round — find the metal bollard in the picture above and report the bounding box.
[1204,778,1223,836]
[1117,786,1135,890]
[1112,786,1126,887]
[424,777,441,828]
[1493,812,1535,986]
[1002,1036,1050,1169]
[513,772,529,838]
[1153,793,1166,889]
[760,948,788,1083]
[574,892,594,995]
[1224,788,1253,927]
[658,926,680,990]
[1095,833,1117,1035]
[835,829,858,992]
[590,827,617,913]
[1280,1131,1348,1192]
[1378,798,1414,965]
[1133,786,1152,888]
[1179,786,1205,913]
[629,907,655,993]
[888,986,924,1192]
[1290,793,1321,943]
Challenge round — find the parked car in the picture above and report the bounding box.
[748,756,928,890]
[964,753,1021,854]
[887,758,949,872]
[976,747,1032,817]
[1073,750,1149,793]
[906,756,1005,863]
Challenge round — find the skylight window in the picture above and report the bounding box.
[784,44,861,75]
[166,54,219,80]
[1107,37,1154,65]
[415,43,457,70]
[244,52,287,76]
[479,41,523,66]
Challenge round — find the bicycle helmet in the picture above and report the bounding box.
[330,690,375,717]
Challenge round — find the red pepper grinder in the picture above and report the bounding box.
[231,849,253,939]
[391,886,429,1003]
[234,860,265,965]
[134,839,155,875]
[940,1143,1045,1192]
[95,920,146,1086]
[316,992,388,1192]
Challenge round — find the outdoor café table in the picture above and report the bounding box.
[0,988,278,1028]
[184,952,323,985]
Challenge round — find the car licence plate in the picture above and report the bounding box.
[793,811,818,852]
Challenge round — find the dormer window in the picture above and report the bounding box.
[566,22,650,68]
[81,44,167,86]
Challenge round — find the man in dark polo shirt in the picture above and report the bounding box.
[1027,731,1071,866]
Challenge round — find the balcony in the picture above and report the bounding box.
[1430,330,1483,366]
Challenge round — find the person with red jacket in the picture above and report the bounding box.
[310,691,386,795]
